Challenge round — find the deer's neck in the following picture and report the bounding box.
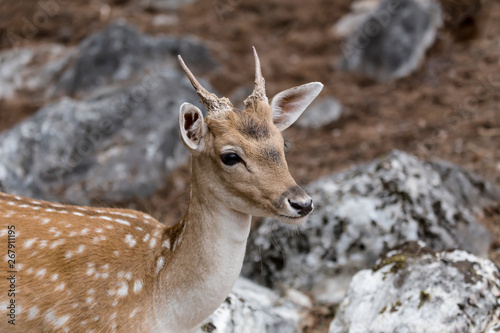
[153,159,252,331]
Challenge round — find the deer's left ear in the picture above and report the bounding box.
[271,82,323,131]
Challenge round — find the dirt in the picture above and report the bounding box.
[1,0,500,331]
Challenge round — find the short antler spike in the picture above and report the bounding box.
[178,55,211,99]
[178,55,233,114]
[245,47,269,106]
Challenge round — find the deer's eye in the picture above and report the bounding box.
[220,152,242,166]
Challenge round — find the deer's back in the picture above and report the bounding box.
[0,192,166,332]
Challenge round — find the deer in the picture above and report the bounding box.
[0,47,323,332]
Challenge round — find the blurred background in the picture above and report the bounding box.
[0,0,499,331]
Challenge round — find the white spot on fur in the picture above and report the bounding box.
[86,267,95,276]
[156,256,165,274]
[162,239,171,249]
[129,308,139,318]
[36,268,47,278]
[114,218,131,226]
[51,274,58,281]
[69,231,77,237]
[81,228,89,235]
[125,234,136,247]
[39,240,48,248]
[143,234,150,242]
[133,280,143,293]
[50,239,65,249]
[24,238,38,248]
[124,272,132,280]
[113,251,120,256]
[111,299,118,307]
[28,306,39,320]
[99,215,112,221]
[150,237,157,248]
[77,245,85,254]
[65,251,72,259]
[136,226,144,232]
[72,212,84,217]
[41,218,51,224]
[95,228,103,233]
[55,283,65,292]
[117,282,128,297]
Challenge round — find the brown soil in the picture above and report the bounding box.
[1,1,500,331]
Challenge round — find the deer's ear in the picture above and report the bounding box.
[179,103,207,154]
[271,82,323,131]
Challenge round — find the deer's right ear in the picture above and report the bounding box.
[179,103,207,154]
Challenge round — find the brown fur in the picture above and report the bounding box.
[0,192,183,332]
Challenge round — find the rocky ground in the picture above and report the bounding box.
[1,0,500,332]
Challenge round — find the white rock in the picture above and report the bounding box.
[197,278,309,333]
[243,151,494,304]
[329,243,500,333]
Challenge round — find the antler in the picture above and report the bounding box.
[178,55,233,114]
[244,47,269,107]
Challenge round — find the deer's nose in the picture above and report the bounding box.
[288,198,313,216]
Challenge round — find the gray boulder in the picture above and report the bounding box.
[0,23,216,101]
[55,22,215,97]
[242,150,494,304]
[197,277,309,333]
[335,0,443,81]
[0,44,74,101]
[0,69,204,204]
[329,242,500,333]
[142,0,198,11]
[0,22,218,204]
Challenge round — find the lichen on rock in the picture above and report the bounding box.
[329,242,500,333]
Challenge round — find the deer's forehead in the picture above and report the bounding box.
[207,110,279,143]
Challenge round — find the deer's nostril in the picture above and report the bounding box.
[288,199,313,216]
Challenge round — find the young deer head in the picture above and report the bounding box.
[0,48,322,333]
[178,47,323,225]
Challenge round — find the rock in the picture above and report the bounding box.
[197,277,308,333]
[0,23,216,101]
[242,150,494,304]
[0,22,219,204]
[295,97,343,129]
[329,242,500,333]
[55,22,216,97]
[428,158,500,215]
[0,44,73,101]
[335,0,443,81]
[0,69,206,205]
[142,0,198,11]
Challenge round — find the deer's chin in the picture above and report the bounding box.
[276,214,309,225]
